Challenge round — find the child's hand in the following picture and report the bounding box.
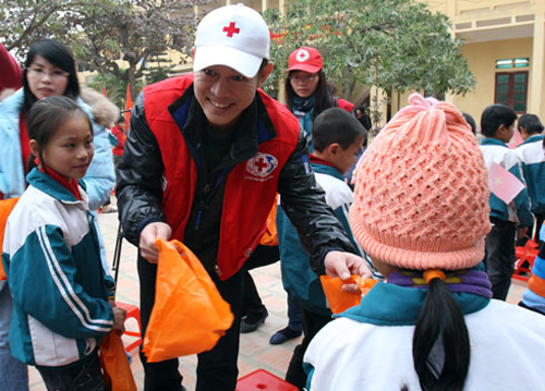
[112,305,127,335]
[518,227,529,239]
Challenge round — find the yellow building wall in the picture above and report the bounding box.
[449,37,533,123]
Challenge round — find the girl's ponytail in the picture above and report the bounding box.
[412,277,470,391]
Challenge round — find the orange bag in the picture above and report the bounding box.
[320,275,378,314]
[259,194,279,247]
[0,197,20,281]
[142,239,234,362]
[99,331,137,391]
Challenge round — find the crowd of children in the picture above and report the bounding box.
[1,4,545,390]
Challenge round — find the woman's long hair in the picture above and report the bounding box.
[412,278,470,391]
[22,39,80,113]
[284,69,334,119]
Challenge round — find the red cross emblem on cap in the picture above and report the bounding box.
[296,49,310,62]
[223,22,240,38]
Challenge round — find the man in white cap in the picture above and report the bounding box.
[117,4,370,390]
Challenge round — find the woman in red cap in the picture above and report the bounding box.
[284,46,354,152]
[268,47,357,344]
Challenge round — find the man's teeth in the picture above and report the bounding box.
[210,100,230,108]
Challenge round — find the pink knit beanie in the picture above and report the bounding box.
[349,94,491,271]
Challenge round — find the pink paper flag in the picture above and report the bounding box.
[488,162,525,204]
[508,129,524,149]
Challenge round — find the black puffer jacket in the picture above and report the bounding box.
[117,80,355,276]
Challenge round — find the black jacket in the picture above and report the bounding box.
[116,80,356,276]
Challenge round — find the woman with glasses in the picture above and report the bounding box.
[0,38,117,391]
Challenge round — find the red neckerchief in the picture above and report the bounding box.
[19,112,31,174]
[39,165,82,201]
[309,153,340,171]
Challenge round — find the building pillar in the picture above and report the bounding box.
[447,0,457,17]
[279,0,285,16]
[529,12,544,116]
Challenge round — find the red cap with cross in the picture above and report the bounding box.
[287,47,324,74]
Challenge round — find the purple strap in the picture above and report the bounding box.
[387,269,493,298]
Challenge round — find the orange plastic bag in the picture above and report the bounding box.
[99,331,137,391]
[0,197,20,281]
[259,194,279,247]
[320,275,378,314]
[142,239,234,362]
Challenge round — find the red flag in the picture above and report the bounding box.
[488,162,525,204]
[102,86,107,98]
[125,84,133,125]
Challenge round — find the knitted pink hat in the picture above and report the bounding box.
[349,94,491,271]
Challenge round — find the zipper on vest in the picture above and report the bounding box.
[195,202,205,230]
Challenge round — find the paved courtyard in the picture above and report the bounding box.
[28,208,527,390]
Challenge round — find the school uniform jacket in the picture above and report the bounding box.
[516,134,545,215]
[2,169,114,367]
[480,138,533,227]
[278,159,378,314]
[304,283,545,390]
[117,74,355,280]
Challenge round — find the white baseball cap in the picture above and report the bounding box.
[193,3,270,78]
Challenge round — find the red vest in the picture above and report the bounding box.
[143,75,300,279]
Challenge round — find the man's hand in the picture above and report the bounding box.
[140,222,172,263]
[324,251,373,293]
[518,227,529,240]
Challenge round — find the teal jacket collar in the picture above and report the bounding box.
[26,168,86,204]
[338,281,490,326]
[481,137,509,147]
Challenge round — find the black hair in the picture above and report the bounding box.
[285,69,334,120]
[412,277,470,391]
[259,59,269,75]
[312,107,367,152]
[116,115,126,124]
[462,112,476,135]
[22,39,80,113]
[480,104,517,137]
[518,113,544,135]
[26,96,92,166]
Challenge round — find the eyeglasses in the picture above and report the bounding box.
[289,73,319,83]
[27,67,70,81]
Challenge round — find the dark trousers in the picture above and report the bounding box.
[37,351,105,391]
[285,307,332,390]
[484,218,516,300]
[138,254,244,391]
[242,244,279,317]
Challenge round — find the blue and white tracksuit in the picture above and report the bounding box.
[278,160,379,313]
[0,89,115,383]
[516,134,545,215]
[480,138,533,227]
[2,169,114,368]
